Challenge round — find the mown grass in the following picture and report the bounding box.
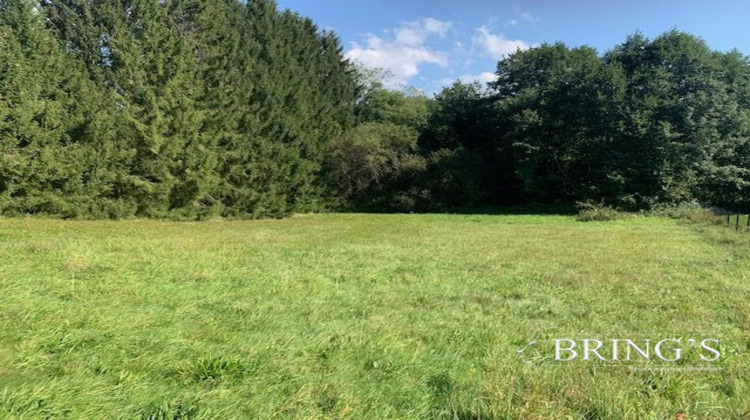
[0,214,748,419]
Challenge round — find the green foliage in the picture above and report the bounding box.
[420,81,493,151]
[384,30,750,213]
[1,4,748,217]
[408,148,487,211]
[647,202,724,224]
[179,356,254,383]
[575,201,624,222]
[340,80,504,212]
[0,0,105,218]
[330,80,430,211]
[493,43,613,204]
[330,122,425,208]
[136,400,201,420]
[1,0,358,219]
[355,84,431,131]
[598,31,750,209]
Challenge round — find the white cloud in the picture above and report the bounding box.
[346,18,452,88]
[507,12,537,26]
[472,72,499,84]
[472,26,531,60]
[421,17,453,37]
[520,12,538,23]
[441,72,498,87]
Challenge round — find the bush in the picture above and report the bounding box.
[647,202,723,225]
[576,201,623,222]
[329,122,423,202]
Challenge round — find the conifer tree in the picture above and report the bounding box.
[0,0,96,216]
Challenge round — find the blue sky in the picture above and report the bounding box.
[275,1,750,94]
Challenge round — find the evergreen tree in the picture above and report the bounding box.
[30,0,358,219]
[0,0,98,216]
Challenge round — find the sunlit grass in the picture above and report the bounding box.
[0,214,748,419]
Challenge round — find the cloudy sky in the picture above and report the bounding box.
[275,0,750,94]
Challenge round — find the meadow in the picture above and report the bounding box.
[0,214,748,419]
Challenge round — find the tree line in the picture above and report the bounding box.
[1,0,749,218]
[337,31,750,213]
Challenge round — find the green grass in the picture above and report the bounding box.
[0,214,748,419]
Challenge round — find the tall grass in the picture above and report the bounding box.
[0,214,748,418]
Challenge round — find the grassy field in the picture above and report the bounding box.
[0,214,748,419]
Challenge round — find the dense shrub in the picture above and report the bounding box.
[329,122,426,208]
[648,202,724,224]
[576,202,624,222]
[410,148,487,211]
